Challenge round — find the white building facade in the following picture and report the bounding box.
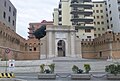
[105,0,120,33]
[53,0,94,40]
[0,0,17,32]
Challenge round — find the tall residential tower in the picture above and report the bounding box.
[93,1,108,38]
[53,0,94,40]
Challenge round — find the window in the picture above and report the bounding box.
[13,11,15,16]
[59,11,62,15]
[107,20,109,23]
[12,20,15,26]
[96,10,99,13]
[98,34,101,37]
[87,36,91,38]
[98,28,100,30]
[97,16,99,18]
[101,21,104,24]
[94,22,96,25]
[29,49,32,51]
[59,4,61,8]
[94,16,95,19]
[110,17,112,21]
[96,4,98,7]
[107,26,109,29]
[109,11,111,14]
[100,10,103,13]
[100,4,102,7]
[106,14,108,17]
[102,28,105,30]
[105,2,107,5]
[4,1,6,7]
[85,29,91,32]
[34,47,36,51]
[101,16,104,18]
[94,34,96,37]
[109,4,111,8]
[106,8,108,11]
[3,12,6,19]
[9,6,11,12]
[97,22,100,24]
[111,24,113,28]
[29,44,32,51]
[8,16,11,22]
[59,17,62,21]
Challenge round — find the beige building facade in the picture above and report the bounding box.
[93,1,108,38]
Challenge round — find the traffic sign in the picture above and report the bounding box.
[5,48,10,53]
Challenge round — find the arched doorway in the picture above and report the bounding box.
[57,40,66,57]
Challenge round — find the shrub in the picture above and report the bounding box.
[105,63,120,75]
[72,65,83,74]
[40,63,55,74]
[40,64,45,73]
[84,64,91,73]
[72,65,79,73]
[48,63,55,73]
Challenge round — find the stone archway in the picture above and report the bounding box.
[57,40,66,57]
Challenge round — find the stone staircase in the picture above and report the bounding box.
[0,57,117,73]
[53,57,112,73]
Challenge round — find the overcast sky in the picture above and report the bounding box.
[10,0,103,39]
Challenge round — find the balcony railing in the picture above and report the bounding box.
[71,9,93,15]
[71,18,93,23]
[70,3,93,8]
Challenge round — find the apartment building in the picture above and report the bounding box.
[105,0,120,33]
[53,0,94,40]
[93,1,108,38]
[0,0,17,32]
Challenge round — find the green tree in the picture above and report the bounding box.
[33,25,46,40]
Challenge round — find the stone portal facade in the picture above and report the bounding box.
[40,25,81,59]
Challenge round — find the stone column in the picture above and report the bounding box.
[70,32,76,57]
[48,32,54,58]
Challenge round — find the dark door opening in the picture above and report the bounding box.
[57,40,66,57]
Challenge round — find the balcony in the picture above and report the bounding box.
[71,0,92,3]
[71,0,78,3]
[75,26,94,29]
[71,17,93,23]
[71,9,93,15]
[70,3,93,9]
[83,0,91,2]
